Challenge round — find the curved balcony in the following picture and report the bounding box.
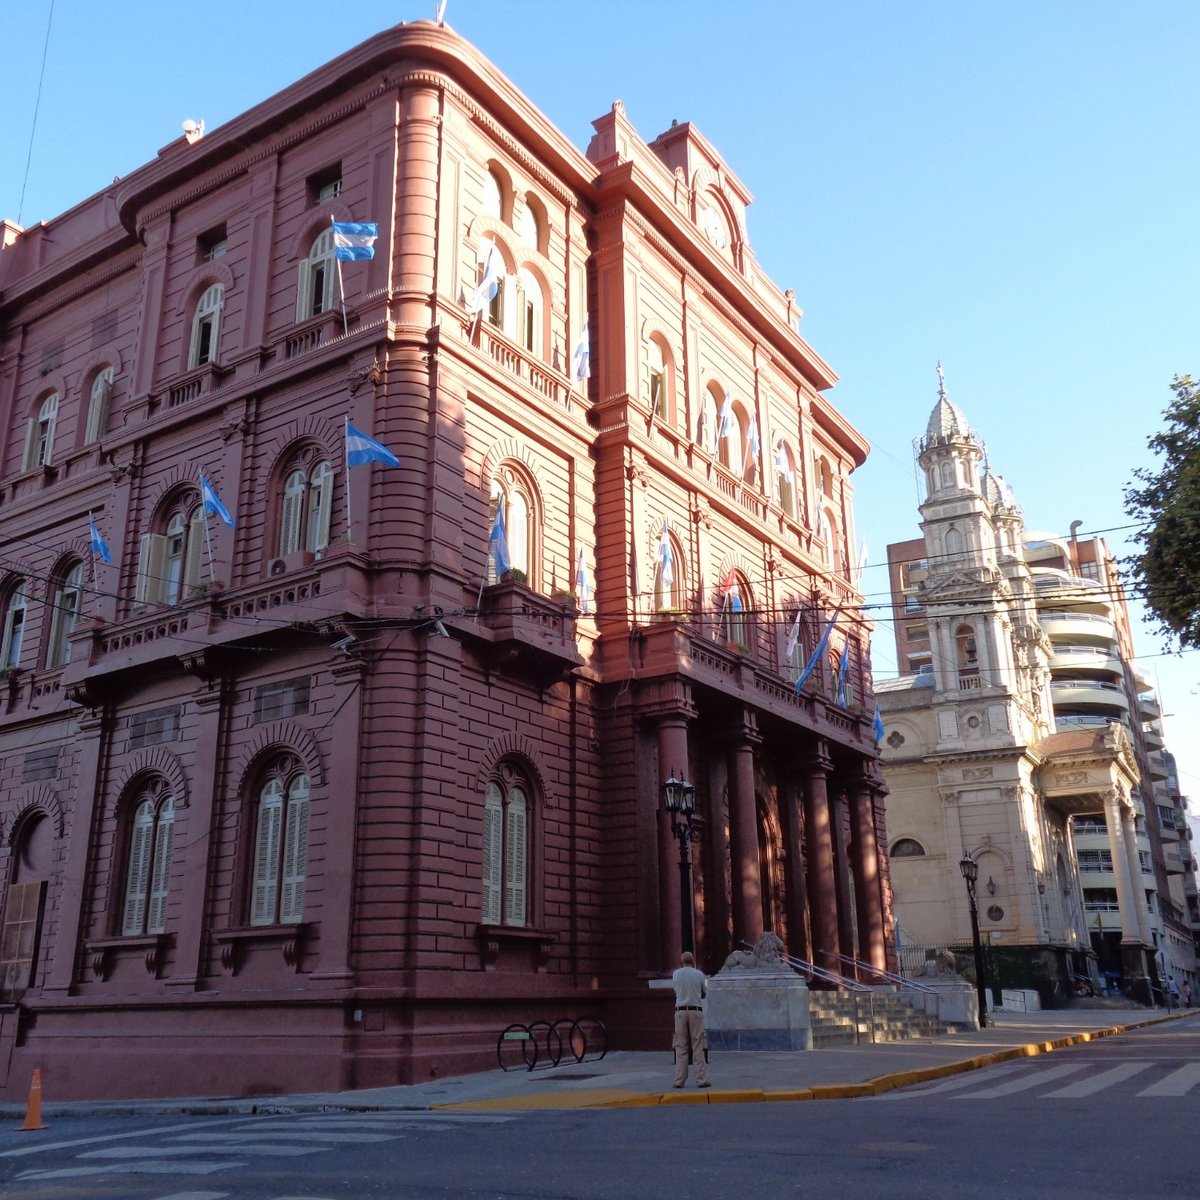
[1142,721,1165,750]
[1050,679,1130,717]
[1032,569,1111,608]
[1148,751,1170,781]
[1040,610,1117,647]
[1139,693,1161,720]
[1048,644,1122,678]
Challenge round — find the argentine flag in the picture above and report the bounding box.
[331,221,378,261]
[200,473,236,528]
[88,512,113,565]
[489,503,512,578]
[571,319,590,382]
[346,422,402,468]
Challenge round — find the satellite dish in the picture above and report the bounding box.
[182,119,205,145]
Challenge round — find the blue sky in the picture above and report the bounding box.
[4,1,1198,801]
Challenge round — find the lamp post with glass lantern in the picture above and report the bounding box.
[959,855,989,1028]
[663,771,699,955]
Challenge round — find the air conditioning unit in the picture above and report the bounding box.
[268,557,288,577]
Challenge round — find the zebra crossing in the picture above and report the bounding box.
[1,1109,514,1190]
[872,1059,1200,1101]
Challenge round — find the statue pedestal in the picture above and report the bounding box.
[705,969,813,1051]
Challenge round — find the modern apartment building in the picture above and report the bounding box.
[0,22,887,1100]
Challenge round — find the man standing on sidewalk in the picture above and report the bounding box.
[672,951,711,1089]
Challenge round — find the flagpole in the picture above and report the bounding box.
[344,416,353,543]
[201,507,216,583]
[87,511,96,587]
[332,216,349,337]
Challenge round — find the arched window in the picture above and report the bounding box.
[84,367,114,444]
[515,267,545,357]
[1,581,27,671]
[719,573,751,650]
[648,336,675,424]
[717,396,744,475]
[188,284,224,369]
[489,468,539,585]
[279,453,334,558]
[483,166,504,220]
[249,755,311,926]
[121,778,175,936]
[297,228,338,320]
[774,441,797,518]
[482,761,534,927]
[476,237,508,330]
[46,560,84,669]
[784,613,806,683]
[136,491,205,605]
[517,194,545,252]
[696,386,719,452]
[890,838,926,858]
[23,392,58,471]
[955,624,978,679]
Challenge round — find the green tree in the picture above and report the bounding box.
[1125,375,1200,649]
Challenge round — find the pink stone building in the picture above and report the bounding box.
[0,22,889,1101]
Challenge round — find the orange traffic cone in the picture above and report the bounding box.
[20,1068,44,1132]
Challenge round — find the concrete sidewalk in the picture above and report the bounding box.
[5,1006,1197,1121]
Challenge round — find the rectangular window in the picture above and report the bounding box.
[0,881,47,1003]
[23,748,60,783]
[308,164,343,205]
[91,312,118,347]
[129,706,182,750]
[1078,560,1100,580]
[254,677,311,724]
[198,224,228,262]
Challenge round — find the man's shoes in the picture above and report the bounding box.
[672,1083,684,1089]
[698,1082,711,1088]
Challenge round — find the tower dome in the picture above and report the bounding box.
[924,362,971,441]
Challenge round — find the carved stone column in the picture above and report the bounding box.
[656,712,691,963]
[1119,804,1153,945]
[781,771,809,963]
[803,742,840,970]
[727,710,763,946]
[850,771,886,971]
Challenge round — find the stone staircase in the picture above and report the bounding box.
[808,989,966,1048]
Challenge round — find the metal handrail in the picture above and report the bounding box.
[820,950,937,994]
[735,940,869,990]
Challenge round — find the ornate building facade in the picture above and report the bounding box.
[0,23,888,1101]
[879,376,1197,1003]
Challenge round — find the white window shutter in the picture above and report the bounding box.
[85,371,113,443]
[296,259,313,323]
[21,419,37,473]
[250,783,284,926]
[147,797,175,934]
[279,777,310,924]
[122,801,155,935]
[482,784,504,925]
[135,533,166,604]
[279,471,304,555]
[504,787,528,927]
[183,511,206,595]
[307,463,333,553]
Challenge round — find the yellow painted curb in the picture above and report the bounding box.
[707,1089,767,1105]
[660,1091,709,1105]
[763,1089,815,1102]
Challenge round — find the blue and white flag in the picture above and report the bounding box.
[575,547,591,614]
[746,416,761,460]
[784,609,803,660]
[571,318,590,382]
[470,239,504,316]
[200,473,235,528]
[346,421,401,468]
[873,704,886,744]
[718,389,735,440]
[657,520,674,590]
[775,441,794,483]
[794,608,838,694]
[331,221,378,261]
[489,502,512,577]
[88,512,113,565]
[836,638,851,707]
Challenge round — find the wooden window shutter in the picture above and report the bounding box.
[307,463,333,553]
[122,800,155,935]
[279,776,310,924]
[279,470,305,556]
[0,881,47,1003]
[296,259,313,323]
[250,782,284,926]
[135,533,166,604]
[504,786,528,928]
[482,784,504,925]
[146,796,175,935]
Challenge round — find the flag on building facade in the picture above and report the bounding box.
[470,239,504,316]
[346,422,402,468]
[88,512,113,565]
[794,609,838,694]
[489,502,512,578]
[784,609,803,660]
[775,441,794,483]
[575,547,591,613]
[746,416,760,461]
[571,318,590,381]
[836,638,851,707]
[331,221,378,261]
[718,390,735,440]
[199,473,235,528]
[657,520,674,590]
[873,704,886,744]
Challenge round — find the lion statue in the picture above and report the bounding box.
[722,931,786,970]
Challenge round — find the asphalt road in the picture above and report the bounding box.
[1,1020,1195,1200]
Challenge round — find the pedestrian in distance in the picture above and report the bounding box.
[1168,976,1181,1008]
[672,950,711,1089]
[1183,980,1192,1007]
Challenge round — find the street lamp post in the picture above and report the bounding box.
[959,855,989,1028]
[663,771,699,955]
